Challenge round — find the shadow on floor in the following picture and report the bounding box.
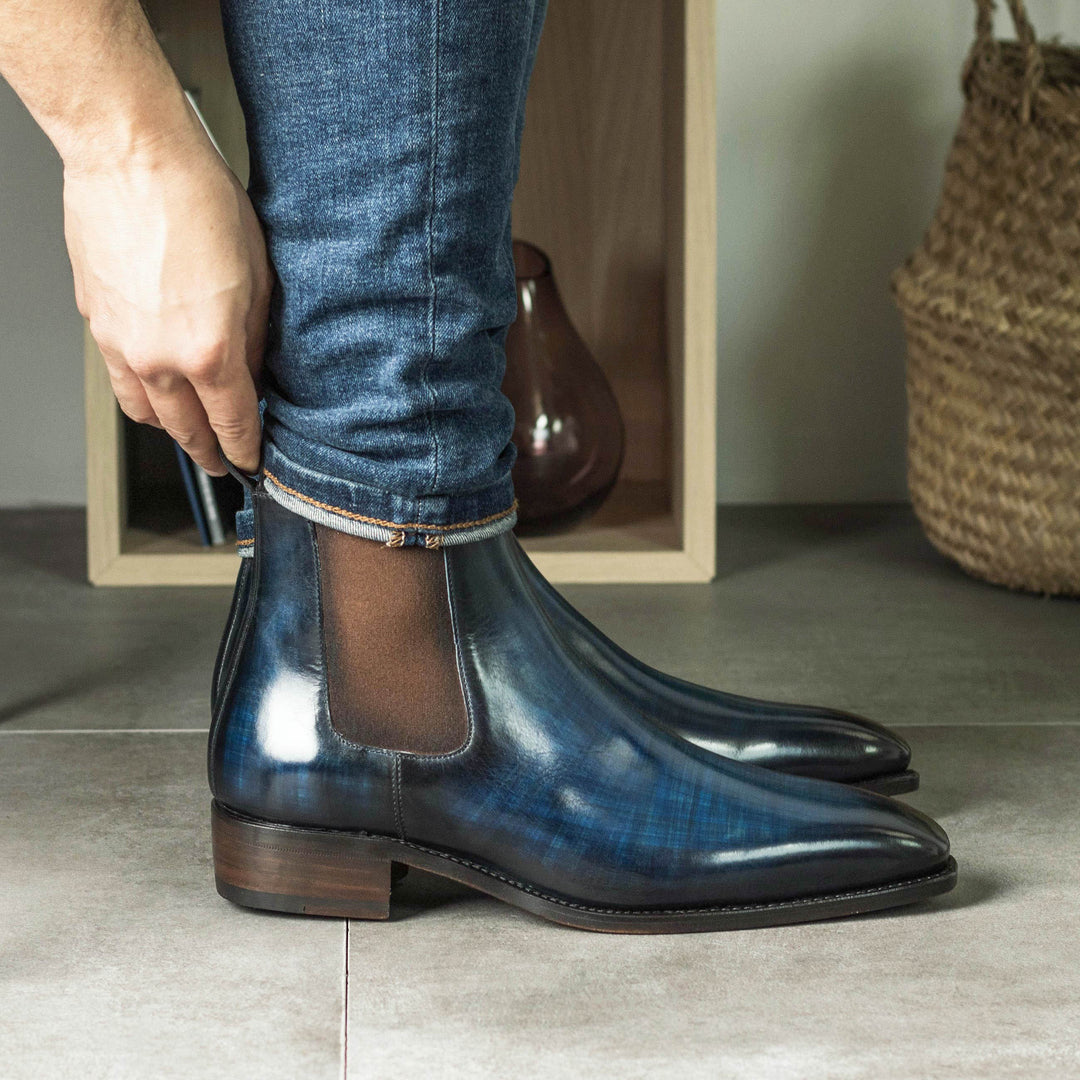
[0,507,87,584]
[858,868,1003,923]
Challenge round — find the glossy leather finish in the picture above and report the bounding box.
[510,540,913,786]
[211,516,912,790]
[210,484,950,910]
[210,493,397,836]
[211,555,252,717]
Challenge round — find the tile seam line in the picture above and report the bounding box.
[342,919,350,1080]
[0,728,209,734]
[4,721,1080,735]
[887,720,1080,728]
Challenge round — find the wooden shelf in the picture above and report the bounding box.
[85,0,716,585]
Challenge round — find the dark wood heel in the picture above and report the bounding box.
[211,801,394,919]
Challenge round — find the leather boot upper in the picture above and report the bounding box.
[210,487,949,910]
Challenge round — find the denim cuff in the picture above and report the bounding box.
[235,505,255,557]
[235,440,517,554]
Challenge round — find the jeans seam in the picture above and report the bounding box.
[421,0,442,494]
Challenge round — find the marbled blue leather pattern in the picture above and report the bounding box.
[510,539,911,784]
[210,484,950,910]
[210,492,397,836]
[211,556,252,714]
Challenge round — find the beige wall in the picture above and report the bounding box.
[0,79,84,506]
[1,1,1077,507]
[715,0,1079,503]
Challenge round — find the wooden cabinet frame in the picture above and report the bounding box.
[86,0,716,585]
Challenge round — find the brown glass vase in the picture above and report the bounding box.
[503,240,625,535]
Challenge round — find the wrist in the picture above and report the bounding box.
[54,76,206,177]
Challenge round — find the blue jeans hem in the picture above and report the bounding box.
[236,440,517,553]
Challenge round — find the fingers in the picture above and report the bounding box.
[139,374,227,476]
[100,336,263,476]
[93,294,266,476]
[100,346,162,429]
[122,359,263,477]
[187,355,262,475]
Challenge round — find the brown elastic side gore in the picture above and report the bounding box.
[315,524,469,755]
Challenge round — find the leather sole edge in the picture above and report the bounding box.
[212,801,956,934]
[854,769,920,796]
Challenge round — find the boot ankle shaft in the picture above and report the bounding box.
[209,492,398,834]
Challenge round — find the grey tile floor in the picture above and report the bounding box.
[2,506,1078,1078]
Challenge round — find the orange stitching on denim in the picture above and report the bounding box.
[236,538,254,547]
[262,468,517,533]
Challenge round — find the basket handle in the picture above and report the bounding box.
[969,0,1045,122]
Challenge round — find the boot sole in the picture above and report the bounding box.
[855,770,920,796]
[211,801,956,933]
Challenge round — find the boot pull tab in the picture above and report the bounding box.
[218,444,262,493]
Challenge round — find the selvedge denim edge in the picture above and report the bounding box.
[234,438,518,553]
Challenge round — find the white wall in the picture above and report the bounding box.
[716,0,1079,503]
[0,79,85,506]
[1,1,1077,507]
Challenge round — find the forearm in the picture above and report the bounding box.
[0,0,198,169]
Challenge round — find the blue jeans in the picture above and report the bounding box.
[219,0,548,549]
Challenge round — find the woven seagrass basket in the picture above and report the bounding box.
[892,0,1080,595]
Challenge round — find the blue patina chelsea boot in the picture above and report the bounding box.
[510,540,918,795]
[208,479,956,932]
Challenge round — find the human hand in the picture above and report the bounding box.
[63,129,273,475]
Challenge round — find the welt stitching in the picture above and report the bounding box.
[385,842,954,916]
[221,805,953,918]
[263,468,517,532]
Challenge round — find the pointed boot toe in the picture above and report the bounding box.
[513,538,920,795]
[827,783,950,891]
[896,800,951,878]
[209,488,955,933]
[709,702,919,794]
[828,714,917,795]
